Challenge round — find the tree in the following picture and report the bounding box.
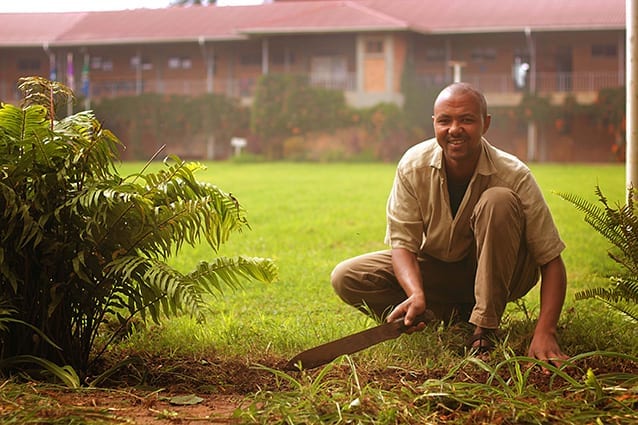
[0,77,277,381]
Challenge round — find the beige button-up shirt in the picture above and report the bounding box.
[385,138,565,265]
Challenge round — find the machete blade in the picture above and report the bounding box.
[284,311,435,370]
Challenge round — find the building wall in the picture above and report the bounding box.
[0,28,626,163]
[0,48,50,101]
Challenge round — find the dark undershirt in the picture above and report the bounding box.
[448,181,469,218]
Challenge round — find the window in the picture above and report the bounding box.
[425,47,446,62]
[168,56,192,70]
[18,58,41,71]
[591,44,617,58]
[240,53,261,66]
[130,56,153,70]
[310,55,348,88]
[365,40,384,55]
[272,51,295,65]
[91,57,113,71]
[471,48,497,61]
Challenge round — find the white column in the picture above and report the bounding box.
[261,38,269,75]
[385,34,394,94]
[627,0,638,191]
[356,35,365,93]
[448,60,466,82]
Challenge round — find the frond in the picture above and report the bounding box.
[575,276,638,322]
[18,76,74,115]
[55,111,122,180]
[554,190,619,242]
[611,276,638,303]
[605,302,638,323]
[575,277,638,303]
[183,256,278,297]
[586,296,638,323]
[104,256,172,323]
[0,103,51,150]
[117,159,250,253]
[556,187,638,269]
[610,204,638,270]
[554,190,609,224]
[103,254,277,324]
[574,287,617,302]
[69,182,246,259]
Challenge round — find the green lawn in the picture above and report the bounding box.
[114,162,633,357]
[110,161,638,424]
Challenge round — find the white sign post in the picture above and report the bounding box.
[230,137,247,157]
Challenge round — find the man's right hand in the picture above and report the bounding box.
[386,292,427,333]
[390,247,428,332]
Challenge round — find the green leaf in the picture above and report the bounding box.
[1,76,278,379]
[0,355,80,388]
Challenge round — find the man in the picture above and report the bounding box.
[331,82,568,364]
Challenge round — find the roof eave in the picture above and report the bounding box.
[0,42,51,48]
[49,35,248,47]
[421,24,625,35]
[240,25,407,36]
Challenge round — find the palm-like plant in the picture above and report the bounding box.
[556,186,638,322]
[0,77,277,378]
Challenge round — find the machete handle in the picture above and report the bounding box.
[393,309,436,330]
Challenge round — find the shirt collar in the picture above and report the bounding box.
[476,138,498,176]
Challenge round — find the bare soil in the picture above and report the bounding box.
[6,353,638,424]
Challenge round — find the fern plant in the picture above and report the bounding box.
[0,77,277,379]
[556,186,638,322]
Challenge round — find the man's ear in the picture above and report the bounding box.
[482,114,492,134]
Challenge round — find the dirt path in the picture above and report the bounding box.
[4,353,638,424]
[43,389,242,424]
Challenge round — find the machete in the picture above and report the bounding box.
[284,310,436,370]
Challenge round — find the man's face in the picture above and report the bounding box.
[432,90,491,166]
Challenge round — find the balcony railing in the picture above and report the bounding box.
[440,71,625,94]
[83,72,357,101]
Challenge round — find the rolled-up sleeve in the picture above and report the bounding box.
[517,172,566,265]
[384,169,424,254]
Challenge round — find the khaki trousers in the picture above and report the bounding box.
[331,187,540,329]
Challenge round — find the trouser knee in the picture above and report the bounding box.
[330,260,351,302]
[473,187,523,227]
[330,251,405,319]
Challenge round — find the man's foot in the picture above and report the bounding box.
[466,328,497,354]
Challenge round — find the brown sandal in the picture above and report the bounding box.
[466,332,496,353]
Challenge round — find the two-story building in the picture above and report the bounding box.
[0,0,627,160]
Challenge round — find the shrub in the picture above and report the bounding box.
[557,186,638,321]
[250,74,350,159]
[93,93,249,160]
[0,77,277,380]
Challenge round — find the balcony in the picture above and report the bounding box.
[0,71,624,107]
[415,71,624,106]
[458,71,624,94]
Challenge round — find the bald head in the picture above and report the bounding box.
[434,83,489,122]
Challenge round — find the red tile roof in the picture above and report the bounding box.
[0,12,86,46]
[0,0,626,47]
[361,0,626,34]
[239,1,408,34]
[53,7,263,45]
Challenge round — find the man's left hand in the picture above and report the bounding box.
[527,330,568,373]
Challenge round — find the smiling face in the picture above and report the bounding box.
[432,84,491,175]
